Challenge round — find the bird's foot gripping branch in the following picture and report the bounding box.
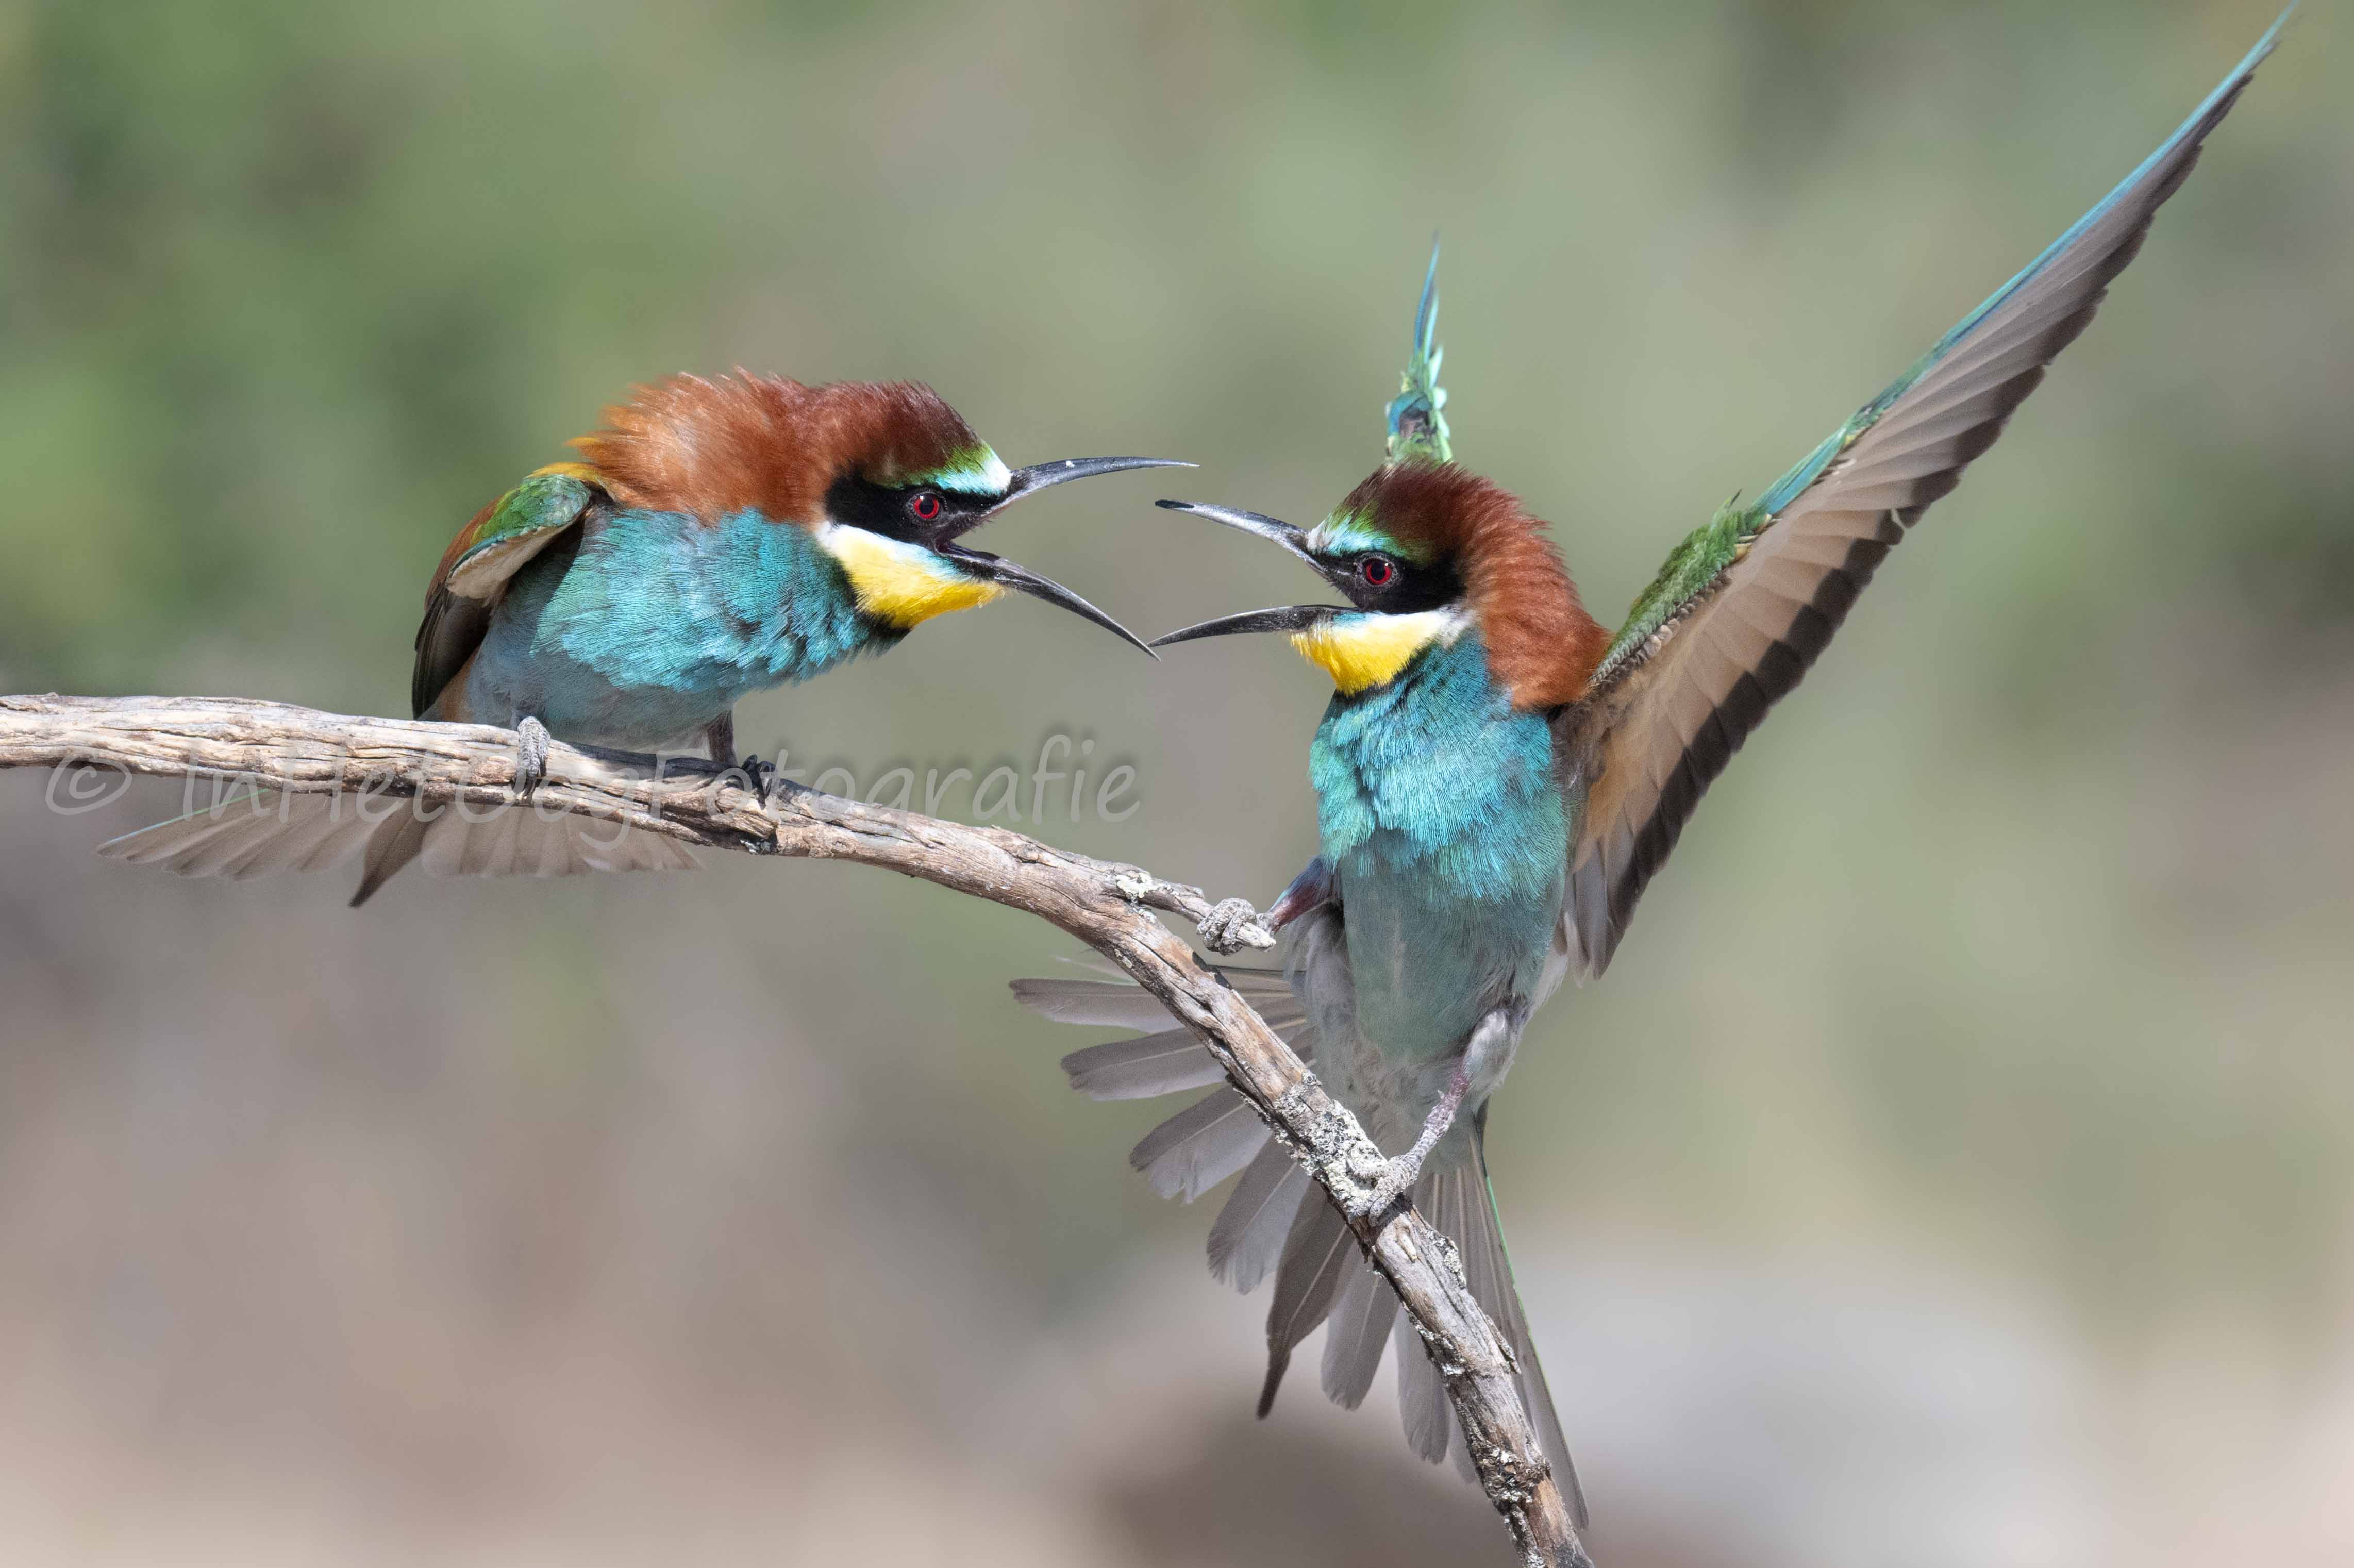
[0,691,1591,1568]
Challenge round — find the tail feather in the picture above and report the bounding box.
[98,790,697,907]
[224,796,365,878]
[1257,1189,1353,1417]
[101,792,372,880]
[1010,977,1184,1030]
[284,800,377,875]
[1320,1248,1398,1410]
[180,809,300,878]
[1027,938,1552,1464]
[1017,938,1577,1498]
[1427,1127,1585,1526]
[349,811,428,906]
[1013,966,1307,1036]
[1208,1141,1311,1293]
[1061,1028,1228,1101]
[463,801,525,876]
[1220,966,1307,1019]
[1391,1300,1453,1464]
[1426,1165,1487,1485]
[1128,1089,1272,1203]
[536,808,583,876]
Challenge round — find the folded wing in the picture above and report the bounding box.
[412,464,602,716]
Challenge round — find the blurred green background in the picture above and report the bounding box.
[2,2,2348,1563]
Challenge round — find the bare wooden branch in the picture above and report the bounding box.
[0,692,1592,1568]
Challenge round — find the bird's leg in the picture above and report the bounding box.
[512,715,553,799]
[703,708,776,803]
[1264,857,1334,930]
[1197,858,1333,955]
[1355,1070,1470,1217]
[703,711,738,769]
[1354,1007,1517,1217]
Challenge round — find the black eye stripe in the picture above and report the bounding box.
[1320,547,1462,613]
[825,475,987,541]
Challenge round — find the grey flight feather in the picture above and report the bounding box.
[97,789,697,907]
[1010,977,1191,1030]
[1060,1028,1231,1101]
[1321,1248,1400,1411]
[1391,1291,1454,1466]
[1208,1142,1313,1293]
[1016,926,1566,1488]
[1128,1088,1273,1203]
[98,791,371,880]
[1013,967,1304,1033]
[1428,1128,1585,1526]
[1257,1191,1355,1418]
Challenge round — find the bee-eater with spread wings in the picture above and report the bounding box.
[1017,12,2292,1519]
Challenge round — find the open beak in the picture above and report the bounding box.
[1153,498,1319,565]
[922,456,1184,653]
[1151,603,1341,648]
[1149,497,1343,649]
[941,543,1156,657]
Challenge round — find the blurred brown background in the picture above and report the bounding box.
[2,2,2349,1563]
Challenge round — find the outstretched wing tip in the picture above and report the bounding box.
[1563,19,2284,978]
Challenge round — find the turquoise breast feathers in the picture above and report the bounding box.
[467,506,893,748]
[1309,631,1566,1056]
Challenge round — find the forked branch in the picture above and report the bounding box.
[0,692,1591,1568]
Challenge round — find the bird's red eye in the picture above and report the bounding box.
[1359,554,1396,587]
[909,490,943,523]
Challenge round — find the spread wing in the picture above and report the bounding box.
[411,463,600,716]
[1556,13,2289,981]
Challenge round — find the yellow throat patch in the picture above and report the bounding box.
[816,524,1003,629]
[1288,610,1462,695]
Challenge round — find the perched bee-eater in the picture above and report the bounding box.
[1017,16,2288,1516]
[103,373,1179,903]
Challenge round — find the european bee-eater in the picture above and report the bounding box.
[103,373,1179,902]
[1016,15,2288,1517]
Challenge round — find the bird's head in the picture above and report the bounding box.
[572,374,1181,652]
[1153,461,1609,708]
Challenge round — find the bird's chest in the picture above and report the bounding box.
[1308,635,1567,1059]
[471,507,893,747]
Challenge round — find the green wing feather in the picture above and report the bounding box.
[1558,9,2291,981]
[1384,238,1451,464]
[412,464,600,717]
[436,465,598,600]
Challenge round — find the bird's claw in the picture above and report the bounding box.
[1197,896,1264,955]
[732,753,780,805]
[1351,1147,1425,1219]
[513,716,553,799]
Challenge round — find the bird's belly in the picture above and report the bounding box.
[1336,849,1559,1062]
[467,643,758,750]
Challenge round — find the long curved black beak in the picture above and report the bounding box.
[1153,498,1318,565]
[942,543,1156,657]
[1004,455,1193,503]
[938,458,1190,541]
[1149,497,1342,650]
[1151,603,1339,648]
